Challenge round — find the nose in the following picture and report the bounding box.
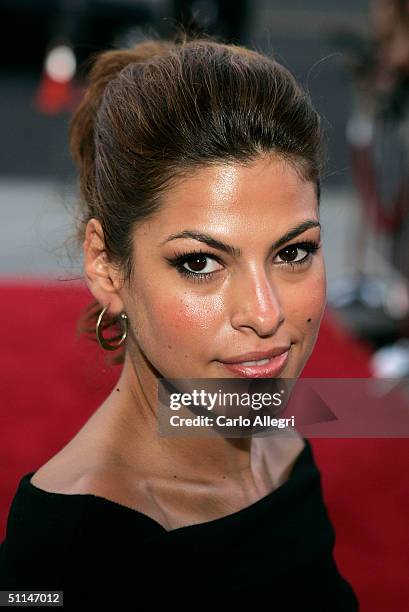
[230,270,284,337]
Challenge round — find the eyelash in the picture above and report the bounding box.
[166,240,322,284]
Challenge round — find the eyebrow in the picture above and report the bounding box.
[160,220,321,257]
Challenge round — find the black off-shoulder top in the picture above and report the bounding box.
[0,438,359,610]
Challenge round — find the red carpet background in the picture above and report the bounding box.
[0,279,408,611]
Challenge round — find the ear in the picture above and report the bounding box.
[83,218,126,316]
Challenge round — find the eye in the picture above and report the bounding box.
[165,250,223,283]
[275,240,321,269]
[181,253,222,275]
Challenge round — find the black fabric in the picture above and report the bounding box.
[0,439,360,609]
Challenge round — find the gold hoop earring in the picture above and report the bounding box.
[96,305,128,351]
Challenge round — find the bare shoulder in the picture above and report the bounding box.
[70,466,169,527]
[30,458,88,495]
[30,451,161,521]
[29,443,128,496]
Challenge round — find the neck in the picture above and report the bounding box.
[95,349,256,484]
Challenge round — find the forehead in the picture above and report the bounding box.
[139,157,319,245]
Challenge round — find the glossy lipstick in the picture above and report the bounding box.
[219,346,291,378]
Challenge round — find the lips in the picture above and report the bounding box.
[221,346,291,364]
[219,346,291,378]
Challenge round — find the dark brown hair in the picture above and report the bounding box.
[69,31,325,366]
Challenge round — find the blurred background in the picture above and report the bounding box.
[1,2,409,611]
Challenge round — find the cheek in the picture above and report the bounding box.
[285,266,327,333]
[281,272,326,376]
[304,275,326,322]
[142,290,219,347]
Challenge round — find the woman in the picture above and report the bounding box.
[0,32,359,608]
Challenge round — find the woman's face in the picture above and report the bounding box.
[122,155,326,380]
